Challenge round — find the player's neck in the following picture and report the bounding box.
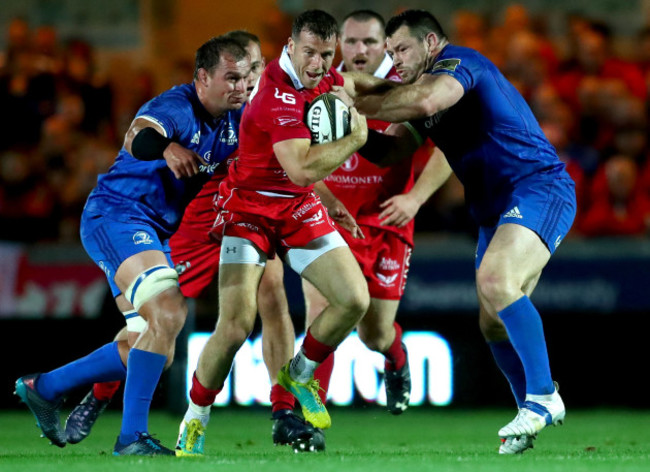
[426,40,448,70]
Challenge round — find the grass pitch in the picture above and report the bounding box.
[0,407,648,472]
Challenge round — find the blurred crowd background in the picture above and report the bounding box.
[3,1,650,243]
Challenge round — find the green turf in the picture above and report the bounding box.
[1,408,648,471]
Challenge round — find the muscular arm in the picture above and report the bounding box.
[124,117,167,154]
[378,145,452,227]
[124,117,206,178]
[340,71,398,98]
[409,145,452,205]
[313,181,363,239]
[354,74,464,123]
[273,109,367,187]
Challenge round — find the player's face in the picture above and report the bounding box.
[202,53,249,115]
[387,25,430,84]
[245,41,265,99]
[340,18,386,74]
[288,30,337,89]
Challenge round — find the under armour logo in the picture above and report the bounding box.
[225,247,237,254]
[394,392,410,411]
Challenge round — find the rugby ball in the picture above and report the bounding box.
[306,93,351,144]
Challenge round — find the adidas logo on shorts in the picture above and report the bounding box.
[503,206,523,219]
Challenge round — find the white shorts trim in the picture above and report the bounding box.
[219,236,268,266]
[285,231,348,275]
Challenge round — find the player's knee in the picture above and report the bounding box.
[220,319,254,355]
[257,284,287,319]
[219,306,257,350]
[476,267,519,309]
[337,285,370,323]
[144,292,187,340]
[147,308,186,341]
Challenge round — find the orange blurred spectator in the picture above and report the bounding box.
[579,155,650,236]
[553,21,646,114]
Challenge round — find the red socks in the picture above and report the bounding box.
[384,322,406,371]
[93,381,121,401]
[189,372,222,407]
[313,353,334,404]
[302,329,336,363]
[270,383,295,413]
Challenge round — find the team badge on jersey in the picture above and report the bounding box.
[432,58,461,72]
[340,155,359,172]
[133,231,154,245]
[219,124,238,145]
[175,260,191,275]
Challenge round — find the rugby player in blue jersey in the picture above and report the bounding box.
[14,36,250,456]
[342,10,576,454]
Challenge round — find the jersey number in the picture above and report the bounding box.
[274,88,296,104]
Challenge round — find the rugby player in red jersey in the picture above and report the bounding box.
[176,10,369,453]
[302,10,452,419]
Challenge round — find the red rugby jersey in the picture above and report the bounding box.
[226,52,344,194]
[326,55,417,245]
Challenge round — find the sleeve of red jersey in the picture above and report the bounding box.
[259,87,312,144]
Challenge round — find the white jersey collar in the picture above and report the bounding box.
[279,46,305,90]
[336,52,394,79]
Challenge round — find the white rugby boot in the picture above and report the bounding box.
[498,384,565,439]
[499,434,535,454]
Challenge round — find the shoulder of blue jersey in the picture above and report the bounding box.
[431,58,462,73]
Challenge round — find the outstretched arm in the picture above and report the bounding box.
[313,182,364,239]
[340,71,399,98]
[354,74,464,123]
[125,117,207,179]
[379,145,452,227]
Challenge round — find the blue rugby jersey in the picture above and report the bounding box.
[407,44,567,225]
[84,82,243,237]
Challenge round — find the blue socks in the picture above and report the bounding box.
[498,295,555,395]
[488,340,526,407]
[37,342,127,401]
[119,348,167,444]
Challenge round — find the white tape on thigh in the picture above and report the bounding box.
[124,265,179,311]
[285,231,347,275]
[122,309,147,333]
[220,236,267,266]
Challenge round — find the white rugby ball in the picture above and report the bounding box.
[305,93,351,144]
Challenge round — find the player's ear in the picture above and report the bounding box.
[425,32,437,55]
[287,37,295,55]
[196,67,209,86]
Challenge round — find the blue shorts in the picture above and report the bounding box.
[80,211,173,298]
[475,176,576,269]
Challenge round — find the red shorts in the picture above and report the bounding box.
[213,186,338,257]
[339,225,412,300]
[169,230,220,298]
